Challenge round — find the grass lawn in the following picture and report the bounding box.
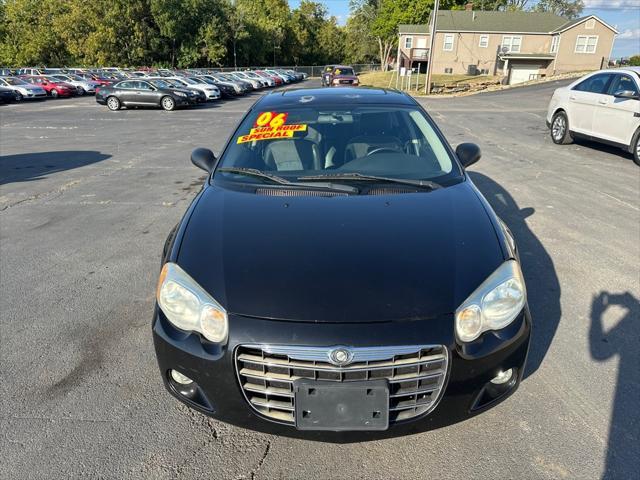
[358,70,499,95]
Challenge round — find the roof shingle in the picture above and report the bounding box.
[400,10,570,35]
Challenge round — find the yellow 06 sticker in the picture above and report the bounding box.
[237,112,307,144]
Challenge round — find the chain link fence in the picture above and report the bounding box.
[216,63,381,78]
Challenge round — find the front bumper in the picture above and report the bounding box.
[153,307,531,439]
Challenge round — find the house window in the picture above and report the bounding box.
[585,19,596,29]
[502,36,522,53]
[404,36,413,49]
[479,35,489,48]
[550,35,559,53]
[443,34,454,51]
[575,35,598,53]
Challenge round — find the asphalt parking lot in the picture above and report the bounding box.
[1,80,638,479]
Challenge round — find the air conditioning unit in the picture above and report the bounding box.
[467,64,479,75]
[444,67,453,74]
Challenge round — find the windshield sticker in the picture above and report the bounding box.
[237,111,307,144]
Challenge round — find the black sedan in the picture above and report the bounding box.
[153,87,531,438]
[0,85,16,103]
[146,77,206,104]
[95,79,191,111]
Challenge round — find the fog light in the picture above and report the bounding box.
[490,368,514,385]
[170,369,193,385]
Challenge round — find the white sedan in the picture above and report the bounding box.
[547,67,640,165]
[51,74,97,95]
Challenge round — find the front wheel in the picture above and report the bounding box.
[632,130,640,166]
[77,87,85,96]
[15,92,23,101]
[50,89,59,98]
[106,96,121,111]
[161,96,175,111]
[550,111,573,145]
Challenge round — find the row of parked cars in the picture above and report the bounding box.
[0,67,307,109]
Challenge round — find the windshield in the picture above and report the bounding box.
[3,77,29,85]
[216,106,462,185]
[149,79,170,88]
[334,68,354,76]
[179,77,197,85]
[53,75,71,81]
[199,77,217,85]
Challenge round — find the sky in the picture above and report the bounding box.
[288,0,640,58]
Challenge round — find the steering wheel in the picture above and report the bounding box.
[366,147,402,156]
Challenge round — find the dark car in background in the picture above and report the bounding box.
[146,77,205,104]
[321,65,335,86]
[0,86,16,103]
[326,65,359,87]
[152,87,531,437]
[95,79,191,111]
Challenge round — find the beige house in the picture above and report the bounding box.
[398,9,618,85]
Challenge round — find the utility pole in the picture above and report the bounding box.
[424,0,439,95]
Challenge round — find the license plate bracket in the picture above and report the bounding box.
[294,379,389,431]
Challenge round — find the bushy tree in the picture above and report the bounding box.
[533,0,584,19]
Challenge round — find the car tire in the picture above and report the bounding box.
[78,87,85,96]
[550,111,572,145]
[161,96,175,111]
[106,96,121,111]
[632,130,640,167]
[15,92,23,101]
[50,89,58,98]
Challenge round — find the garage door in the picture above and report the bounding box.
[509,63,541,85]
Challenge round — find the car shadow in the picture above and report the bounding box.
[0,151,111,185]
[469,172,561,379]
[589,291,639,479]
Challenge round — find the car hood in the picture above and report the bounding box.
[177,181,505,323]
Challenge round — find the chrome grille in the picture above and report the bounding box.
[235,344,448,425]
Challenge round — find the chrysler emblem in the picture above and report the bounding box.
[328,347,353,366]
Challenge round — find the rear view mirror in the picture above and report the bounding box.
[191,148,216,172]
[455,143,481,168]
[613,90,639,100]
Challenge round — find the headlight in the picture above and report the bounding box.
[156,263,228,343]
[174,91,187,97]
[455,260,526,342]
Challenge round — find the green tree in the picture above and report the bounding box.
[532,0,584,19]
[150,0,227,67]
[317,16,346,65]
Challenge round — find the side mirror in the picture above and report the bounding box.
[455,143,481,168]
[613,90,639,100]
[191,148,216,172]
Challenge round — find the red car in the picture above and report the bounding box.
[20,75,76,98]
[77,73,114,87]
[255,70,283,86]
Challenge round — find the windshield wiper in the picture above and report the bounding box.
[297,172,442,190]
[217,167,359,193]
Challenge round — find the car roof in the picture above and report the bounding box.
[258,87,415,108]
[619,66,640,75]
